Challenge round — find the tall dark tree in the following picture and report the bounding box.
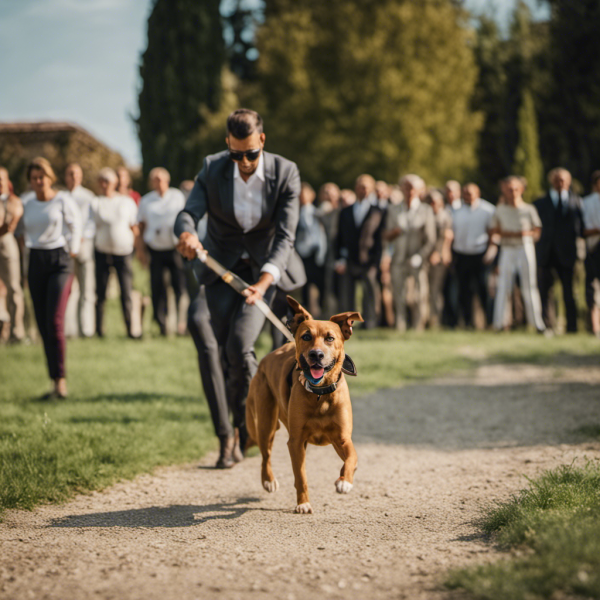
[540,0,600,190]
[137,0,225,185]
[472,16,508,200]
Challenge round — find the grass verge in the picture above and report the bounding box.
[1,314,599,518]
[446,461,600,599]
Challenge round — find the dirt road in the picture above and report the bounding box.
[2,362,599,600]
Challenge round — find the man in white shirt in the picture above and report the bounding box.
[174,109,305,468]
[451,183,495,328]
[583,170,600,337]
[64,163,96,337]
[137,167,186,336]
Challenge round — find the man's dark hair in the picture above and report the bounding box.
[591,170,600,187]
[226,109,263,139]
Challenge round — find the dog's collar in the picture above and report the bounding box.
[304,372,342,396]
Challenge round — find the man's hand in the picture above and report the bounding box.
[244,272,274,305]
[430,250,441,266]
[177,232,203,260]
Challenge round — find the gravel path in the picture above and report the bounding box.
[2,363,599,600]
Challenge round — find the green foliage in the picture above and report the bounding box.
[472,2,551,200]
[447,462,600,599]
[137,0,233,186]
[512,88,544,202]
[540,0,600,190]
[251,0,482,188]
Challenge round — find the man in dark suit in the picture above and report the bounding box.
[335,174,384,329]
[174,109,305,468]
[534,167,584,332]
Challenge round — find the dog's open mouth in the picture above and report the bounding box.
[299,355,336,385]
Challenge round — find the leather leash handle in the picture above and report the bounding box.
[196,248,295,344]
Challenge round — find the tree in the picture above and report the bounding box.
[471,16,508,201]
[250,0,482,188]
[512,88,544,202]
[540,0,600,189]
[137,0,227,186]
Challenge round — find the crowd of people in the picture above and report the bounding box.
[1,156,600,400]
[296,169,600,338]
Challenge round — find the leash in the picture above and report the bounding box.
[195,248,295,344]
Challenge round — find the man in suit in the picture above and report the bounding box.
[335,174,384,329]
[174,109,305,468]
[534,168,584,333]
[383,174,436,331]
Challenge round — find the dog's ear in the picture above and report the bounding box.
[286,296,313,335]
[330,311,364,340]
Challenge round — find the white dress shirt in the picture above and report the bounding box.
[549,188,569,208]
[233,154,280,283]
[352,193,377,228]
[452,198,495,254]
[68,185,96,239]
[583,192,600,251]
[22,191,83,255]
[137,188,185,250]
[92,194,138,256]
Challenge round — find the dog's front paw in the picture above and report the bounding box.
[295,502,313,514]
[263,479,279,493]
[335,478,353,494]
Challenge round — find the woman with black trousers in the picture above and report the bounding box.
[22,158,82,399]
[91,167,140,338]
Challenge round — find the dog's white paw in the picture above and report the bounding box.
[263,479,279,493]
[295,502,313,514]
[335,478,353,494]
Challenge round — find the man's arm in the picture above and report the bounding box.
[174,159,211,259]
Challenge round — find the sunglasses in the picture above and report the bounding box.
[228,148,261,162]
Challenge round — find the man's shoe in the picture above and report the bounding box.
[215,436,235,469]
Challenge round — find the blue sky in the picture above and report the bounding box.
[0,0,548,167]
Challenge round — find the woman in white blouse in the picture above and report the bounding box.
[22,157,82,399]
[91,168,140,338]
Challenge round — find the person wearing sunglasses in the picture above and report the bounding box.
[174,108,306,468]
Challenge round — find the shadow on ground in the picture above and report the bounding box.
[49,497,269,528]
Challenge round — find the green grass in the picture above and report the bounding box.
[1,302,600,519]
[447,462,600,599]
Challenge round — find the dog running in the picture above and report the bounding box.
[246,296,363,514]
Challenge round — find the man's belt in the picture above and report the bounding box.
[196,249,295,344]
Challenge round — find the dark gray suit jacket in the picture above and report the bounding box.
[174,150,306,292]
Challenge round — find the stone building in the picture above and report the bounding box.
[0,121,130,194]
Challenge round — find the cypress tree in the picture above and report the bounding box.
[512,88,543,203]
[137,0,226,186]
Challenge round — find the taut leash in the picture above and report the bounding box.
[195,248,295,344]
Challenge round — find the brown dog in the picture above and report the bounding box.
[246,297,363,514]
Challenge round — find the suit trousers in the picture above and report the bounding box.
[28,248,73,379]
[585,242,600,310]
[301,253,325,311]
[428,263,447,328]
[148,248,186,335]
[454,251,489,328]
[538,250,578,332]
[0,232,25,340]
[188,285,233,439]
[204,261,275,446]
[493,243,545,331]
[94,250,134,337]
[71,238,96,337]
[391,262,429,331]
[339,263,380,329]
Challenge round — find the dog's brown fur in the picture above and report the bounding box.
[246,297,363,514]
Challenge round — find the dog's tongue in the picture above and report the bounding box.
[310,367,325,380]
